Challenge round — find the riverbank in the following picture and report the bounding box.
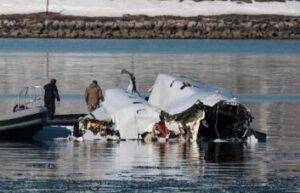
[0,13,299,39]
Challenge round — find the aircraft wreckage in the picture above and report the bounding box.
[73,71,266,143]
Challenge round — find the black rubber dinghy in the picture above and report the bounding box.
[0,107,48,140]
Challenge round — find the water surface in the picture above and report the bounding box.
[0,39,299,192]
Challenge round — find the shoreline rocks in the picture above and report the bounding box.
[0,13,299,39]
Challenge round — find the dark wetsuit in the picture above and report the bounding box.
[44,83,60,119]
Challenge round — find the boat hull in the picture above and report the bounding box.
[0,107,48,140]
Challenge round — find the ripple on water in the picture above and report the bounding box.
[0,40,299,192]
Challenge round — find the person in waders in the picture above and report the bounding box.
[44,79,60,119]
[85,80,104,113]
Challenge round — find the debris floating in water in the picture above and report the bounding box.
[74,72,266,143]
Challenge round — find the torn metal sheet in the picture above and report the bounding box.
[76,89,160,140]
[148,73,237,113]
[148,73,257,141]
[74,72,266,143]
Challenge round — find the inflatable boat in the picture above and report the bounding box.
[0,86,48,140]
[0,107,47,140]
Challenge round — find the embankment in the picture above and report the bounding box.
[0,13,299,39]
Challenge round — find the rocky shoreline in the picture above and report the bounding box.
[0,13,299,39]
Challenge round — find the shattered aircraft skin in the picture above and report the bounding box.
[74,73,265,143]
[74,88,173,141]
[148,73,257,142]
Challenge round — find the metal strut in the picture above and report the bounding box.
[214,103,220,139]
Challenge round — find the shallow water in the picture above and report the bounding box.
[0,39,299,192]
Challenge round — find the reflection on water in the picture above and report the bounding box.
[0,40,299,192]
[200,142,245,162]
[1,52,299,95]
[0,52,299,115]
[0,140,297,192]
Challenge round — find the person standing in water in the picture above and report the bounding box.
[44,79,60,119]
[85,80,104,112]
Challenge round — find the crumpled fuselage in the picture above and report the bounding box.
[75,73,257,142]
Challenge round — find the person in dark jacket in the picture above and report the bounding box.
[44,79,60,119]
[85,80,104,112]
